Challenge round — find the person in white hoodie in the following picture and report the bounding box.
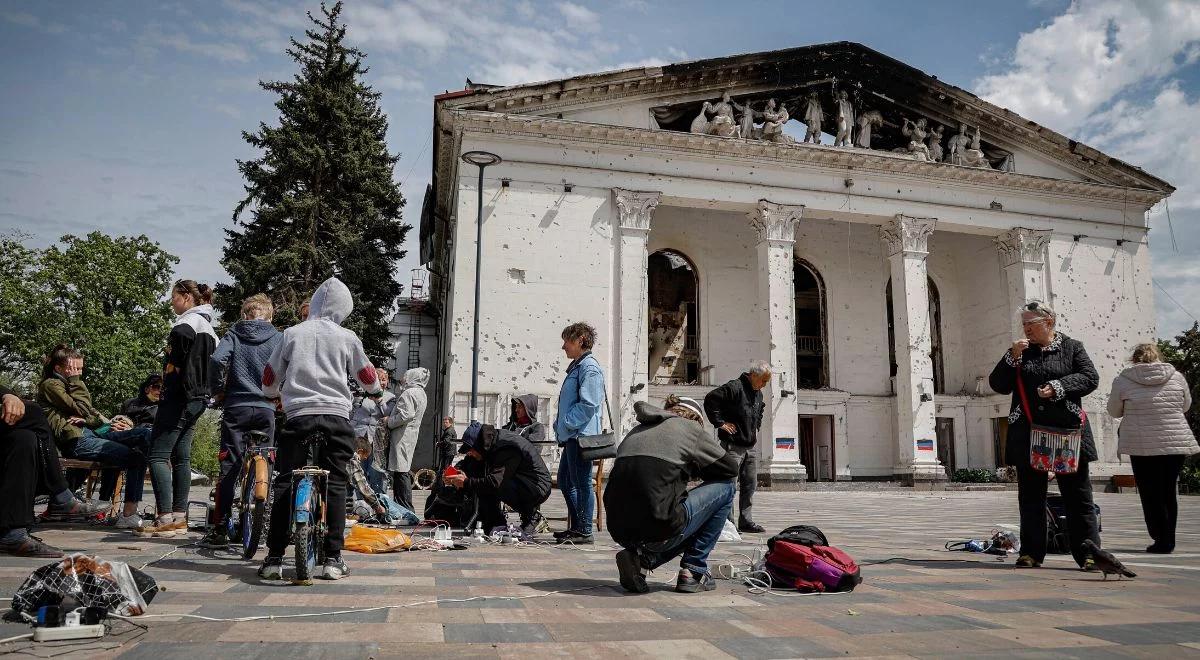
[257,278,383,582]
[139,280,218,537]
[1108,342,1199,554]
[385,367,429,513]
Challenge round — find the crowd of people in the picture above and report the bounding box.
[0,289,1196,594]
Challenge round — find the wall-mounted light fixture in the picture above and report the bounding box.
[777,371,795,398]
[629,382,646,395]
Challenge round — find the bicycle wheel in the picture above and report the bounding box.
[240,464,266,560]
[292,523,317,585]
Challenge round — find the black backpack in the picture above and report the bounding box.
[767,525,829,551]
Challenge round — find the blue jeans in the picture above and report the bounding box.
[363,454,389,495]
[73,427,151,503]
[148,399,206,514]
[638,480,735,576]
[557,438,594,535]
[378,493,421,525]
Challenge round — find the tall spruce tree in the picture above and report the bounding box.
[218,1,406,359]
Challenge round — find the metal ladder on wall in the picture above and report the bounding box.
[407,268,428,369]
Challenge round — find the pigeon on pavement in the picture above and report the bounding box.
[1081,539,1136,580]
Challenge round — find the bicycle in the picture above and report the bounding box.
[289,430,330,585]
[226,430,275,560]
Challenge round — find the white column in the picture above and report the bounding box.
[880,215,944,482]
[995,227,1051,338]
[611,188,660,438]
[753,200,807,482]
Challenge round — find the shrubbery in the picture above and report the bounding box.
[951,468,994,483]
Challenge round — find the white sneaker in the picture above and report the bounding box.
[113,513,144,530]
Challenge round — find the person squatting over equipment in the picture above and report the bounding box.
[444,420,551,539]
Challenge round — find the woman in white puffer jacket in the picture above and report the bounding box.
[1108,343,1199,554]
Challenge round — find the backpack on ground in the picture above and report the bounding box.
[763,525,862,593]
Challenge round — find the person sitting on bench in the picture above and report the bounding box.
[605,395,739,594]
[443,421,551,539]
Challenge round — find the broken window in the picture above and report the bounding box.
[794,259,828,388]
[648,249,700,385]
[886,277,945,394]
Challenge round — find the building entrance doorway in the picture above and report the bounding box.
[798,415,835,481]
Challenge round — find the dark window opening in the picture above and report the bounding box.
[794,259,828,388]
[648,249,700,385]
[886,277,945,394]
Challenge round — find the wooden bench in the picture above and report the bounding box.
[1110,474,1137,493]
[58,458,125,518]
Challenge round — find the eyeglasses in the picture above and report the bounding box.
[1021,320,1047,327]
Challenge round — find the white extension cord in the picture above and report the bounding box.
[32,624,105,642]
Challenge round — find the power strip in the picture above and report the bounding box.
[33,625,105,642]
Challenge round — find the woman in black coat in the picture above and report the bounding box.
[989,301,1102,569]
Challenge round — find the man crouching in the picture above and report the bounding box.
[604,395,738,594]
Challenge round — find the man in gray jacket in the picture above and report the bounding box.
[202,293,283,548]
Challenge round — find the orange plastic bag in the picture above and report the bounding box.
[344,525,412,553]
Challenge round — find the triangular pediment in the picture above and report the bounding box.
[437,42,1171,192]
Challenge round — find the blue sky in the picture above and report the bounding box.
[2,0,1199,337]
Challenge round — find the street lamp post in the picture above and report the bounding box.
[460,150,501,422]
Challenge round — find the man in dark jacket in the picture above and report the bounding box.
[443,421,551,538]
[1,385,66,557]
[120,374,162,428]
[436,416,458,472]
[503,394,546,444]
[605,396,738,594]
[703,361,771,533]
[201,293,284,548]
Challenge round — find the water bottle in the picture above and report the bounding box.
[473,521,483,541]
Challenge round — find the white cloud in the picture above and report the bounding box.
[4,10,67,34]
[975,1,1200,134]
[557,2,600,32]
[143,24,252,63]
[376,72,424,92]
[977,0,1200,336]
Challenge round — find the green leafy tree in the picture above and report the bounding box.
[1159,323,1200,438]
[0,232,177,411]
[217,1,407,358]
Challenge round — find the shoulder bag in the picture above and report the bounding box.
[577,390,617,461]
[1016,364,1085,475]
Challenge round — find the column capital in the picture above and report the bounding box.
[880,214,936,256]
[752,199,803,244]
[994,227,1051,266]
[612,188,661,232]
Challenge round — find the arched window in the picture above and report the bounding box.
[794,259,828,388]
[886,277,945,394]
[648,249,700,385]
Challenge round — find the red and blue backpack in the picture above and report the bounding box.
[763,525,862,593]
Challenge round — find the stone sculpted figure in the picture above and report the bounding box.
[689,92,741,138]
[961,126,991,168]
[854,109,883,149]
[927,124,944,162]
[733,98,760,140]
[802,91,823,144]
[946,123,971,165]
[901,117,931,160]
[759,99,794,144]
[833,90,854,147]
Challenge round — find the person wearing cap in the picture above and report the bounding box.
[443,420,552,539]
[604,395,739,594]
[989,300,1101,570]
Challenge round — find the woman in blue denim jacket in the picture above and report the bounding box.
[553,322,606,544]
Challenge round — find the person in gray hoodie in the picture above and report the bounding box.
[257,278,383,583]
[503,394,546,444]
[201,293,283,548]
[1108,342,1199,554]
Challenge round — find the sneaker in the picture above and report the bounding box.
[675,569,715,593]
[616,549,649,594]
[199,526,230,549]
[112,513,144,530]
[1146,543,1174,554]
[1015,554,1042,568]
[321,557,350,580]
[136,516,179,537]
[737,521,766,534]
[555,530,594,545]
[44,498,107,520]
[258,556,284,580]
[519,513,543,540]
[0,533,63,558]
[552,529,572,540]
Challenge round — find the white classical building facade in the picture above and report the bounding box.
[418,43,1172,482]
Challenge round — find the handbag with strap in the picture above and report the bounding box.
[577,390,617,461]
[1016,364,1085,475]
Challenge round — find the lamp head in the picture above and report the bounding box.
[461,150,501,167]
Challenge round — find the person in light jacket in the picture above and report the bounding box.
[553,322,606,545]
[386,367,429,513]
[1107,342,1199,554]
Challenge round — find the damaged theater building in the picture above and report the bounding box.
[415,42,1172,483]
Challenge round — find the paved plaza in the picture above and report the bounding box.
[3,487,1200,659]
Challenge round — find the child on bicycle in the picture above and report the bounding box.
[258,278,384,581]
